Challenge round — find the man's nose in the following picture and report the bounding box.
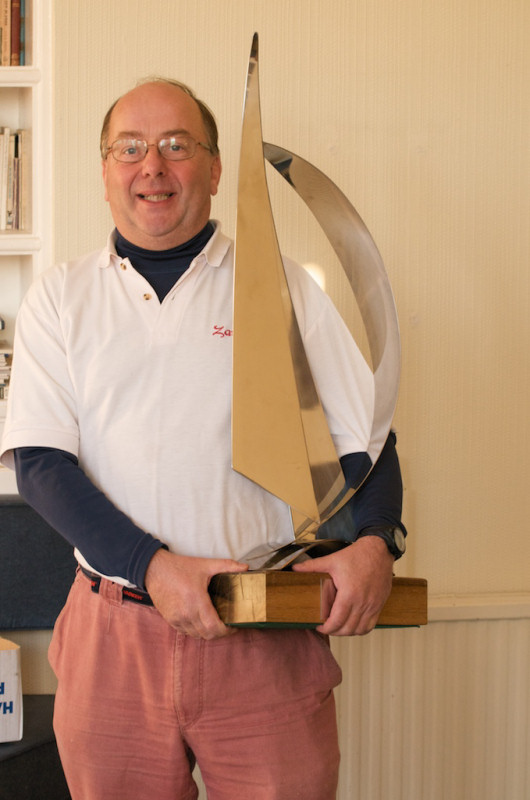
[141,143,167,173]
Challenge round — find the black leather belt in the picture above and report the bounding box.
[80,567,154,606]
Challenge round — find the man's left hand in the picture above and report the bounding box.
[292,537,394,636]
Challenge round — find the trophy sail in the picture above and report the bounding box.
[232,33,350,535]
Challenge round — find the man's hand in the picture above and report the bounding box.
[292,537,394,636]
[144,548,248,640]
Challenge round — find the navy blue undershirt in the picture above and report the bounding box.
[14,223,405,587]
[115,220,215,302]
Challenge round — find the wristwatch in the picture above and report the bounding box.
[356,526,406,560]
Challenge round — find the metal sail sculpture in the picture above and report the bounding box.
[232,34,401,541]
[209,35,428,628]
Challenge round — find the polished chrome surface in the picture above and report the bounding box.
[263,143,401,464]
[232,34,401,541]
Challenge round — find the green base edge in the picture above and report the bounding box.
[228,622,420,630]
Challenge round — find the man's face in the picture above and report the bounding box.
[102,82,222,250]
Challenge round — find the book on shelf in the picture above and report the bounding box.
[0,0,10,67]
[0,379,10,400]
[9,0,20,66]
[0,126,8,229]
[0,0,24,67]
[0,340,12,401]
[0,127,29,231]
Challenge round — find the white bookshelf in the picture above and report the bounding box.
[0,1,52,492]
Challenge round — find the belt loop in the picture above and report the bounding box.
[78,566,153,606]
[81,567,124,605]
[80,566,153,606]
[98,576,125,606]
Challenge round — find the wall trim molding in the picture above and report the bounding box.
[428,592,530,622]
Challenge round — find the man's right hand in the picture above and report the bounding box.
[144,548,248,639]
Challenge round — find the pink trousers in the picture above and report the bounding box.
[49,570,342,800]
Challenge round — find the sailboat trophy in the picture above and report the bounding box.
[209,34,427,628]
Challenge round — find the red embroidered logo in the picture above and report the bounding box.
[212,325,233,338]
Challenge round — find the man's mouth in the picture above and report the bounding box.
[138,193,175,202]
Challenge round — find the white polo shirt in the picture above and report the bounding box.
[1,223,373,566]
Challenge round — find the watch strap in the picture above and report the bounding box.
[356,525,406,559]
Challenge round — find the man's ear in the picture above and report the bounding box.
[210,155,222,197]
[102,159,109,202]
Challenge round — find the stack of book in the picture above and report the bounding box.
[0,340,12,401]
[0,127,29,230]
[0,0,26,66]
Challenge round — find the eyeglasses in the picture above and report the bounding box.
[104,135,213,163]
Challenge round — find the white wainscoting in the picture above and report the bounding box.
[332,597,530,800]
[193,597,530,799]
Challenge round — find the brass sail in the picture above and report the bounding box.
[232,33,347,531]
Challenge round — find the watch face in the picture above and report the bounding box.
[393,528,406,554]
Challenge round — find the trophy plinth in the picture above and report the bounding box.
[209,571,333,627]
[210,572,428,628]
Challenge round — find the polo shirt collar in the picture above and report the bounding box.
[96,220,231,270]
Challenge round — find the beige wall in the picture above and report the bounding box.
[53,0,530,601]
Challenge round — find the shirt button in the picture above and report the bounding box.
[143,293,152,301]
[120,262,127,270]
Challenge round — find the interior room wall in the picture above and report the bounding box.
[52,0,530,602]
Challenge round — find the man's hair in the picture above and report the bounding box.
[100,77,220,158]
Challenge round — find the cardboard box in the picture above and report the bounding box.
[0,636,23,742]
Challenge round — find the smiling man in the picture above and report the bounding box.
[0,79,406,800]
[101,81,222,249]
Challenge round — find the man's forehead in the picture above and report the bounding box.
[112,127,193,139]
[109,84,202,131]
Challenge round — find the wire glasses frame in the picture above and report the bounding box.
[104,135,213,163]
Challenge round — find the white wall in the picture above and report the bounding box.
[52,0,530,601]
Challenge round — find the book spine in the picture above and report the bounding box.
[0,342,13,402]
[12,147,19,230]
[0,0,10,67]
[10,0,20,65]
[5,131,15,229]
[18,128,29,231]
[0,128,9,231]
[18,0,24,64]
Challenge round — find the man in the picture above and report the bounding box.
[0,79,406,799]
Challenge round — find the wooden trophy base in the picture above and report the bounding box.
[209,571,428,628]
